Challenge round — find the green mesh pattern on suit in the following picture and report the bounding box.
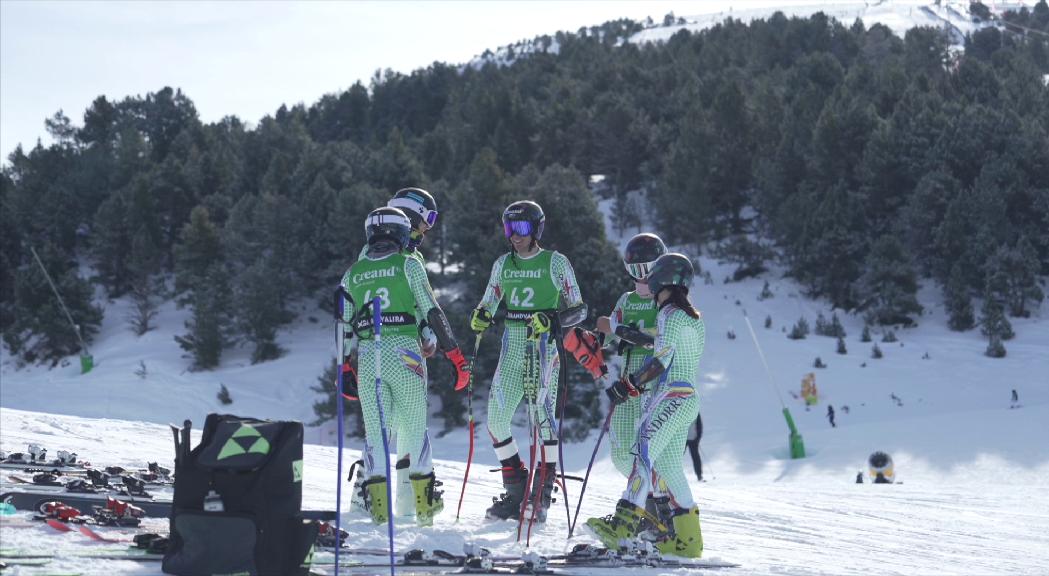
[356,335,433,476]
[477,250,581,449]
[622,306,705,509]
[341,251,439,478]
[485,327,561,444]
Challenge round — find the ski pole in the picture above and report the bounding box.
[333,287,346,574]
[552,326,573,531]
[373,298,395,576]
[568,406,613,537]
[455,332,484,521]
[569,345,630,537]
[516,339,538,543]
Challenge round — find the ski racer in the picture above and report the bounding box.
[339,206,470,527]
[586,252,705,558]
[568,233,678,529]
[470,200,583,524]
[349,187,462,519]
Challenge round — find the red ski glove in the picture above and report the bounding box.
[445,347,472,391]
[334,362,359,401]
[564,327,607,380]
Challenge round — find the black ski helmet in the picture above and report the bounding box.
[646,253,695,297]
[364,207,413,249]
[388,187,438,229]
[623,233,668,280]
[502,200,545,240]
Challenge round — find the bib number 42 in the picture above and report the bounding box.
[509,287,535,308]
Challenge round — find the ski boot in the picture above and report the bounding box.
[410,471,444,527]
[346,460,368,515]
[522,463,556,524]
[585,499,649,550]
[395,458,415,519]
[362,476,390,524]
[315,521,349,548]
[485,465,528,520]
[32,472,62,486]
[65,479,98,493]
[654,506,703,558]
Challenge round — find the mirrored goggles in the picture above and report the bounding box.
[625,260,657,280]
[504,219,534,238]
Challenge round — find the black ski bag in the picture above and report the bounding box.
[163,414,318,576]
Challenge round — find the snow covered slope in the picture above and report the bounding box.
[3,201,1049,574]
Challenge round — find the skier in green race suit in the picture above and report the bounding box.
[470,200,583,524]
[593,233,682,530]
[353,187,448,519]
[586,253,705,558]
[340,206,470,527]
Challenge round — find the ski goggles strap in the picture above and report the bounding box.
[504,219,534,238]
[625,260,657,280]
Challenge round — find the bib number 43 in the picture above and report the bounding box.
[363,287,391,310]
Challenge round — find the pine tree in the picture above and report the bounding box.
[861,325,872,342]
[235,258,291,363]
[985,333,1006,358]
[945,263,975,331]
[217,383,233,405]
[174,206,222,300]
[174,264,232,369]
[980,293,1014,342]
[3,242,103,364]
[788,317,810,339]
[765,315,773,329]
[836,336,847,354]
[871,343,883,359]
[857,235,922,326]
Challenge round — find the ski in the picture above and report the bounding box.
[0,491,338,520]
[310,547,738,573]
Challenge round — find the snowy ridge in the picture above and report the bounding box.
[465,0,1033,71]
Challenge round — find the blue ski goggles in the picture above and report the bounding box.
[504,219,535,238]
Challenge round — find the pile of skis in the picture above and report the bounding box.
[309,543,739,575]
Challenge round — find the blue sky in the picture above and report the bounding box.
[1,0,727,160]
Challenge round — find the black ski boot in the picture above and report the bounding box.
[522,463,556,524]
[486,465,528,520]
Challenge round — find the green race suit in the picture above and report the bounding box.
[342,251,437,477]
[623,303,704,510]
[606,291,658,479]
[476,249,582,466]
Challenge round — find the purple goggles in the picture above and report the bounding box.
[504,219,535,238]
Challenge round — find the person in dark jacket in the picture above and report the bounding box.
[685,412,703,481]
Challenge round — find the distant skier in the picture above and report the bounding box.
[827,405,836,428]
[686,412,703,482]
[1011,389,1019,408]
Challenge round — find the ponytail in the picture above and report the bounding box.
[659,286,700,319]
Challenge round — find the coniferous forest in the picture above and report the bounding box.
[2,7,1048,432]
